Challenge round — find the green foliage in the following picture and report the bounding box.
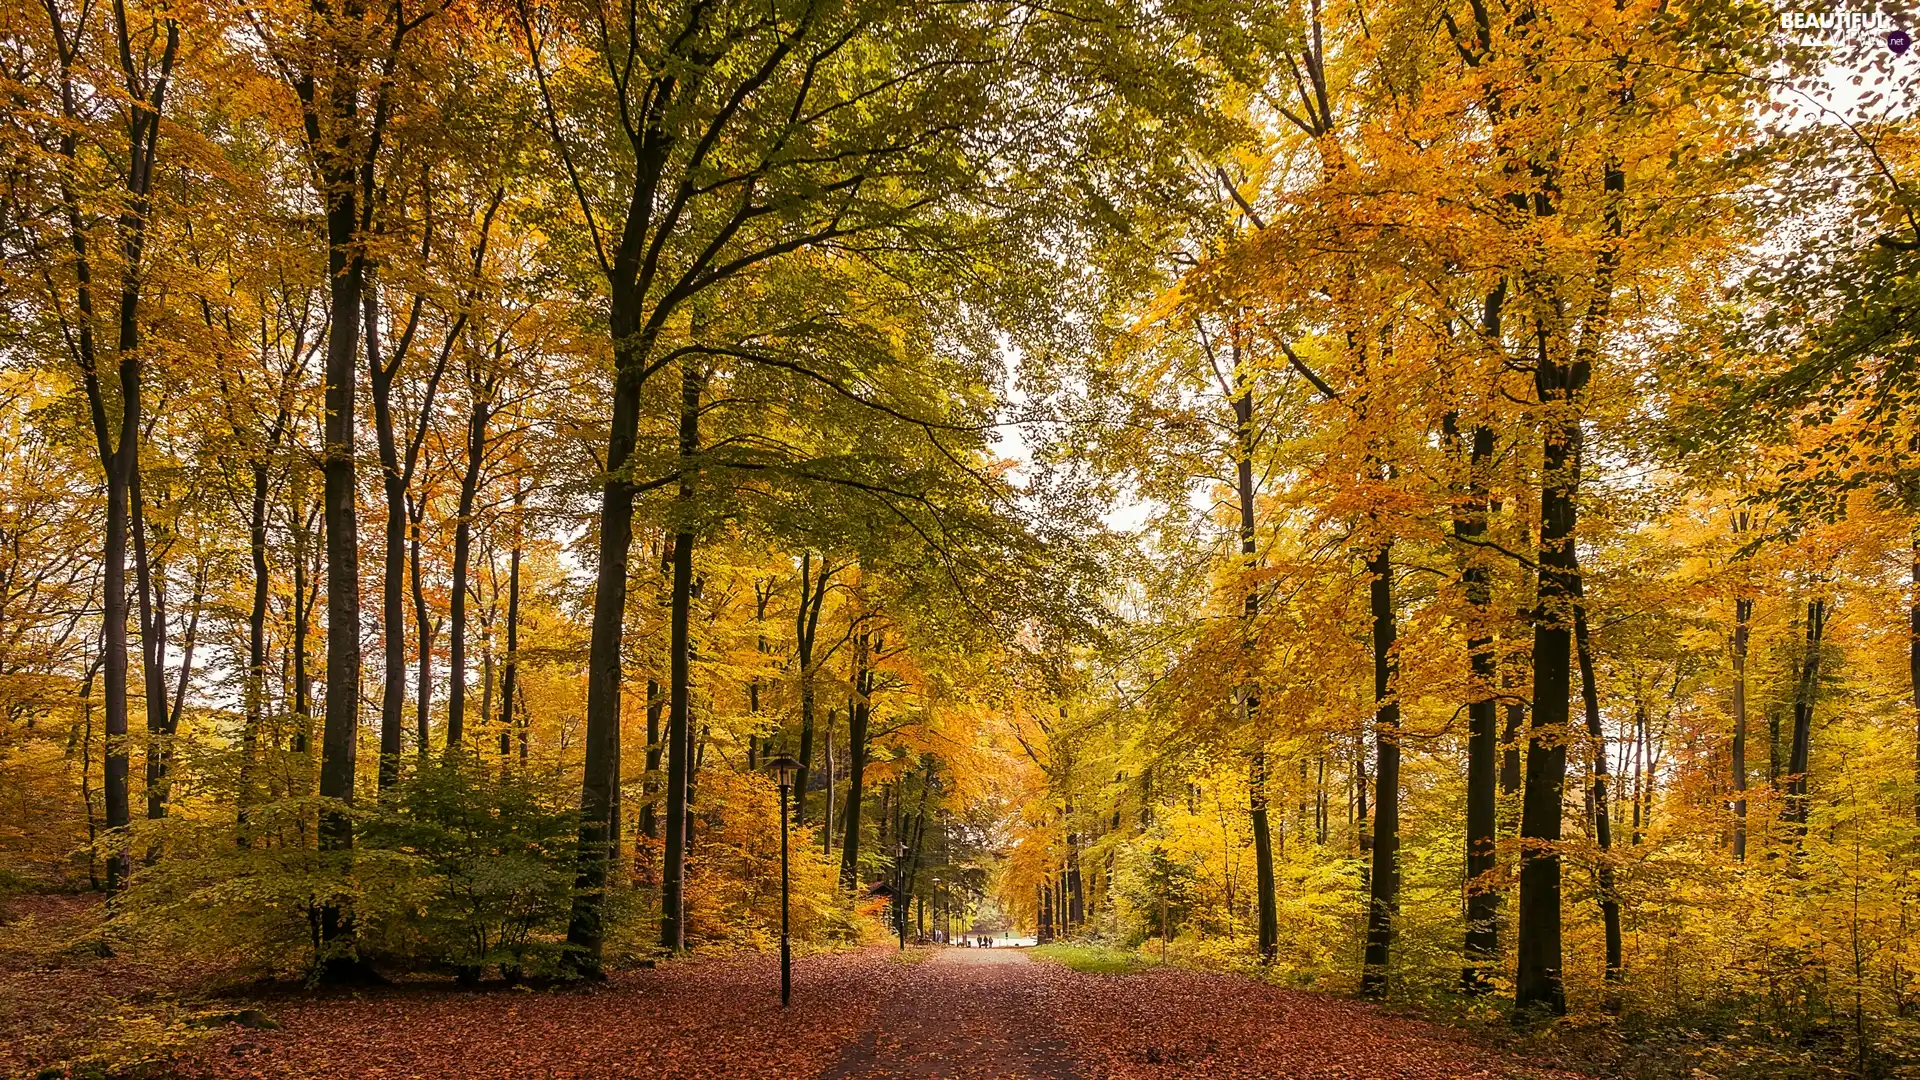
[1031,941,1147,974]
[1109,834,1199,945]
[363,759,578,980]
[114,762,578,982]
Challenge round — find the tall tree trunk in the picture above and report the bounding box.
[823,707,838,856]
[448,391,490,749]
[498,484,524,762]
[659,359,700,953]
[1457,417,1501,993]
[1733,593,1752,859]
[561,281,654,975]
[1065,804,1083,928]
[792,553,830,827]
[1228,346,1278,966]
[1786,598,1825,830]
[48,0,176,897]
[409,495,435,752]
[641,678,663,842]
[1249,753,1277,962]
[132,475,170,823]
[1572,594,1623,987]
[1515,340,1584,1019]
[292,487,317,762]
[1360,538,1400,998]
[840,629,873,890]
[368,282,408,790]
[239,442,274,837]
[100,435,132,893]
[314,68,367,970]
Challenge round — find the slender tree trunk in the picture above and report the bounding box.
[1786,598,1825,830]
[1733,594,1752,859]
[410,494,433,754]
[792,554,829,828]
[132,475,170,824]
[50,0,176,897]
[239,450,272,838]
[101,442,132,892]
[562,286,653,974]
[659,360,700,953]
[1457,417,1501,993]
[1228,351,1278,966]
[368,283,408,790]
[1361,538,1400,998]
[447,392,489,749]
[314,87,368,969]
[292,491,317,762]
[1515,341,1582,1019]
[79,643,103,889]
[641,679,662,843]
[840,629,873,890]
[1573,595,1623,987]
[1249,753,1277,962]
[822,707,838,857]
[498,484,524,762]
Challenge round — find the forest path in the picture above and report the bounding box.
[823,948,1083,1079]
[165,947,1566,1080]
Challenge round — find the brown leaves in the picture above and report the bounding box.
[161,948,1564,1080]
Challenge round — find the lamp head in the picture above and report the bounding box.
[765,754,801,788]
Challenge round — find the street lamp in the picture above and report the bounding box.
[896,839,910,950]
[765,754,800,1007]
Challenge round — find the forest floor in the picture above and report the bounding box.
[3,897,1570,1080]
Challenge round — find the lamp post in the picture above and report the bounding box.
[896,839,909,949]
[765,754,800,1007]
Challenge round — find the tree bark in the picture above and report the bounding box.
[561,281,653,977]
[447,384,492,749]
[367,281,407,790]
[641,678,663,843]
[822,707,838,856]
[47,0,176,896]
[1572,595,1623,987]
[792,553,831,828]
[314,58,367,970]
[239,432,275,836]
[1226,341,1278,966]
[659,359,700,953]
[1456,416,1501,993]
[131,473,171,824]
[1514,340,1583,1019]
[1785,598,1825,830]
[1733,593,1752,859]
[1360,539,1400,998]
[409,493,436,755]
[498,483,525,763]
[840,628,874,890]
[1249,752,1277,963]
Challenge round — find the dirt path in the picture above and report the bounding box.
[823,949,1082,1080]
[99,947,1567,1079]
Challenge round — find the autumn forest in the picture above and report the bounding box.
[1,0,1917,1076]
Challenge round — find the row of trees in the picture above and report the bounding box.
[995,0,1920,1047]
[0,0,1238,978]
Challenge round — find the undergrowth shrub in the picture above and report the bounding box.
[114,759,576,982]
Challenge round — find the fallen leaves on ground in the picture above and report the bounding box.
[1033,962,1576,1080]
[7,921,1577,1080]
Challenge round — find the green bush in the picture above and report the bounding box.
[115,760,577,983]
